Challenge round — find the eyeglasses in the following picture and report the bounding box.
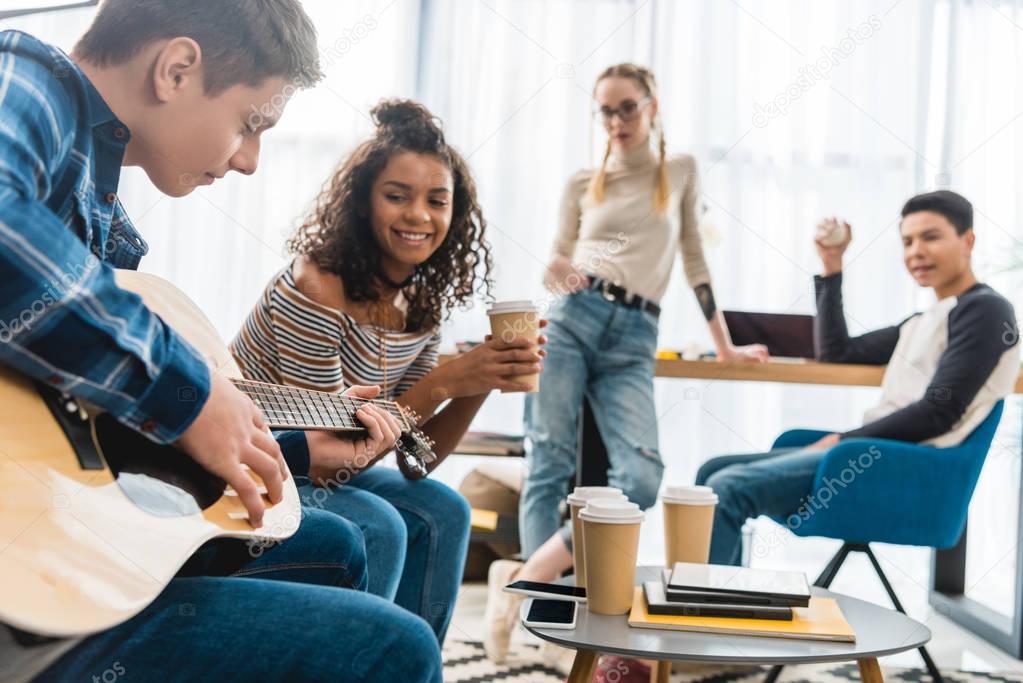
[594,97,651,124]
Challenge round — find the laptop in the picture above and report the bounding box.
[722,310,815,359]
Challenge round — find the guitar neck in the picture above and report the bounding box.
[231,378,410,432]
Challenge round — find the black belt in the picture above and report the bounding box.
[587,276,660,317]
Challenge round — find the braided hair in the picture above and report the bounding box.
[288,99,494,332]
[585,63,670,212]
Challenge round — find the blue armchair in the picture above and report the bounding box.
[762,401,1004,683]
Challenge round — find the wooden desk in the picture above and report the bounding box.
[652,358,884,388]
[441,354,1023,392]
[654,358,1023,393]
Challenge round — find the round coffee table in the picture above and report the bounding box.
[522,566,931,683]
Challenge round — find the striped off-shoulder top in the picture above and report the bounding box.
[230,262,441,401]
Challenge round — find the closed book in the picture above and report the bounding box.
[667,562,811,607]
[628,588,855,642]
[644,582,793,620]
[660,569,808,608]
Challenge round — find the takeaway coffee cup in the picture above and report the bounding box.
[567,486,627,588]
[662,484,718,566]
[580,499,644,615]
[486,301,540,392]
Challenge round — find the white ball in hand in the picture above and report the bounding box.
[816,219,848,247]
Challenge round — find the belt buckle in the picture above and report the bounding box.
[600,279,616,302]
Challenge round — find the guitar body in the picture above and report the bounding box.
[0,271,300,638]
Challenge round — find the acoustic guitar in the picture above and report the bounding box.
[0,270,435,638]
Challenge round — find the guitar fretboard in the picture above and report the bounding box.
[232,379,408,432]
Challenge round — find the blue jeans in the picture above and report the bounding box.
[521,288,665,557]
[299,466,470,643]
[695,448,825,566]
[38,507,442,683]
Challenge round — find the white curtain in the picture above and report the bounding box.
[416,0,940,464]
[7,0,1023,611]
[938,0,1023,619]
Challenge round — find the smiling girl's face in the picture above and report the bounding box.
[368,151,455,282]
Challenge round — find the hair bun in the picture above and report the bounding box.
[371,99,445,148]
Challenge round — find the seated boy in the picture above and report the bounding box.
[0,2,441,682]
[696,191,1020,566]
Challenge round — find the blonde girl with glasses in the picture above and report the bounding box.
[483,63,768,664]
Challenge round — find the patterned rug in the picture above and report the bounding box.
[442,640,1023,683]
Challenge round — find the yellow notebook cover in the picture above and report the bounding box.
[470,508,499,532]
[627,588,855,643]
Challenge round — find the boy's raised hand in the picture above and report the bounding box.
[814,217,852,276]
[176,373,287,528]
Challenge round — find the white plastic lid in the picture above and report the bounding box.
[662,484,718,506]
[487,300,537,315]
[567,486,626,507]
[579,499,644,524]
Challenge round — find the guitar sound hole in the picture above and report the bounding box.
[94,414,225,516]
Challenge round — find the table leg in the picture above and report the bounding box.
[649,659,671,683]
[567,650,600,683]
[858,657,884,683]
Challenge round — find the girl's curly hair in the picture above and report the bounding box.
[287,99,493,332]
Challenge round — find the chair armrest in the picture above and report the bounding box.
[772,429,833,450]
[792,438,977,548]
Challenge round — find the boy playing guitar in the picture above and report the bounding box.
[0,2,442,682]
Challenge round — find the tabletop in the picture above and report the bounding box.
[523,566,931,664]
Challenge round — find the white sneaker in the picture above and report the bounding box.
[483,559,524,663]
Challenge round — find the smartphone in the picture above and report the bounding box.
[504,580,587,603]
[522,598,577,630]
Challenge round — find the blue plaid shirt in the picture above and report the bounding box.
[0,31,209,444]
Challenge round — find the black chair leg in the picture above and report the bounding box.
[862,546,944,683]
[814,542,857,588]
[763,542,943,683]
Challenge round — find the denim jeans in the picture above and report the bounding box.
[695,448,824,566]
[38,507,442,683]
[521,288,665,557]
[299,466,470,643]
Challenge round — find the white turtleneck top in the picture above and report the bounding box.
[552,144,711,303]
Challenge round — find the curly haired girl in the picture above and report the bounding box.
[231,99,545,643]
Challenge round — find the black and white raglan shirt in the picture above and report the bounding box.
[814,273,1020,447]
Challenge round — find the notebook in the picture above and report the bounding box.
[661,569,804,607]
[667,563,811,607]
[644,581,793,621]
[628,588,855,642]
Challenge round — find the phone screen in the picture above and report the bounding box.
[507,580,586,599]
[527,599,576,624]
